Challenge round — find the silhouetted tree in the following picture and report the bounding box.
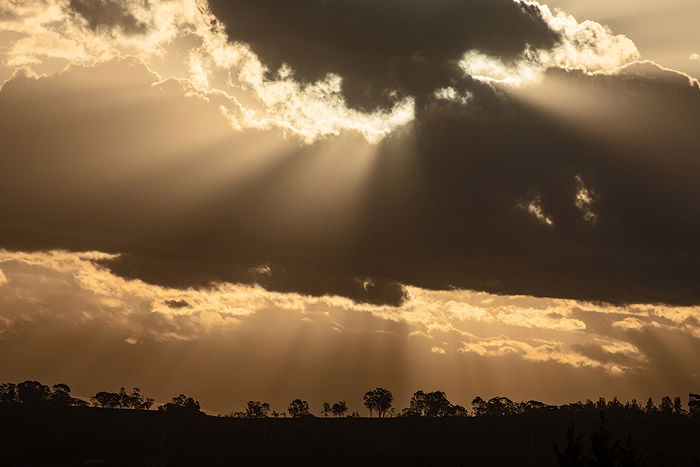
[91,391,121,408]
[644,397,656,414]
[688,393,700,416]
[331,401,348,417]
[408,390,458,417]
[287,399,311,418]
[0,383,18,405]
[17,381,50,407]
[90,387,153,409]
[322,402,331,417]
[125,388,154,409]
[49,384,86,407]
[659,396,673,415]
[672,396,684,415]
[450,405,468,417]
[50,384,72,406]
[363,388,393,418]
[554,423,585,467]
[521,400,557,414]
[596,397,607,412]
[473,397,517,416]
[408,390,428,416]
[607,397,623,411]
[158,394,203,416]
[625,399,642,413]
[471,396,487,416]
[245,400,271,418]
[0,381,86,407]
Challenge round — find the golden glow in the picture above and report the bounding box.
[2,249,699,410]
[0,0,415,144]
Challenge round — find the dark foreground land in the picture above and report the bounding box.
[1,406,700,466]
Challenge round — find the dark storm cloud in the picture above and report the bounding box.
[1,58,700,306]
[69,0,148,35]
[207,0,559,110]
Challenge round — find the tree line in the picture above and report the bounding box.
[2,380,700,419]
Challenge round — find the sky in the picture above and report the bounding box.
[0,0,699,415]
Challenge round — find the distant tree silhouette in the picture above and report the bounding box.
[322,402,331,417]
[90,387,153,409]
[243,400,271,418]
[17,381,50,407]
[659,396,673,415]
[687,393,700,417]
[331,401,348,417]
[625,399,642,412]
[0,383,17,405]
[596,398,607,412]
[607,397,623,411]
[125,387,154,409]
[49,384,71,405]
[673,396,684,415]
[472,396,517,416]
[158,394,203,416]
[520,400,557,414]
[287,399,311,418]
[91,391,121,408]
[0,381,86,407]
[554,423,585,467]
[363,388,393,418]
[471,396,487,416]
[644,397,656,414]
[49,384,86,407]
[407,390,463,417]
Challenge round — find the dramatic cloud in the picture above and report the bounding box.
[206,0,641,108]
[1,48,700,306]
[0,0,699,309]
[1,250,698,411]
[0,0,415,142]
[206,0,560,109]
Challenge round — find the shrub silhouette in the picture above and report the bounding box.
[158,394,203,416]
[287,398,311,418]
[91,387,153,409]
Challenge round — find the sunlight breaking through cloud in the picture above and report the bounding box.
[0,0,648,142]
[0,0,414,143]
[460,2,640,86]
[1,249,698,377]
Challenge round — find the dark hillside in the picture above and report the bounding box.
[1,406,699,466]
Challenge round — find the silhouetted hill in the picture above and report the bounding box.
[1,405,699,466]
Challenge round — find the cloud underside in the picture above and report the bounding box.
[1,249,699,411]
[1,57,699,307]
[205,0,559,110]
[0,0,699,307]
